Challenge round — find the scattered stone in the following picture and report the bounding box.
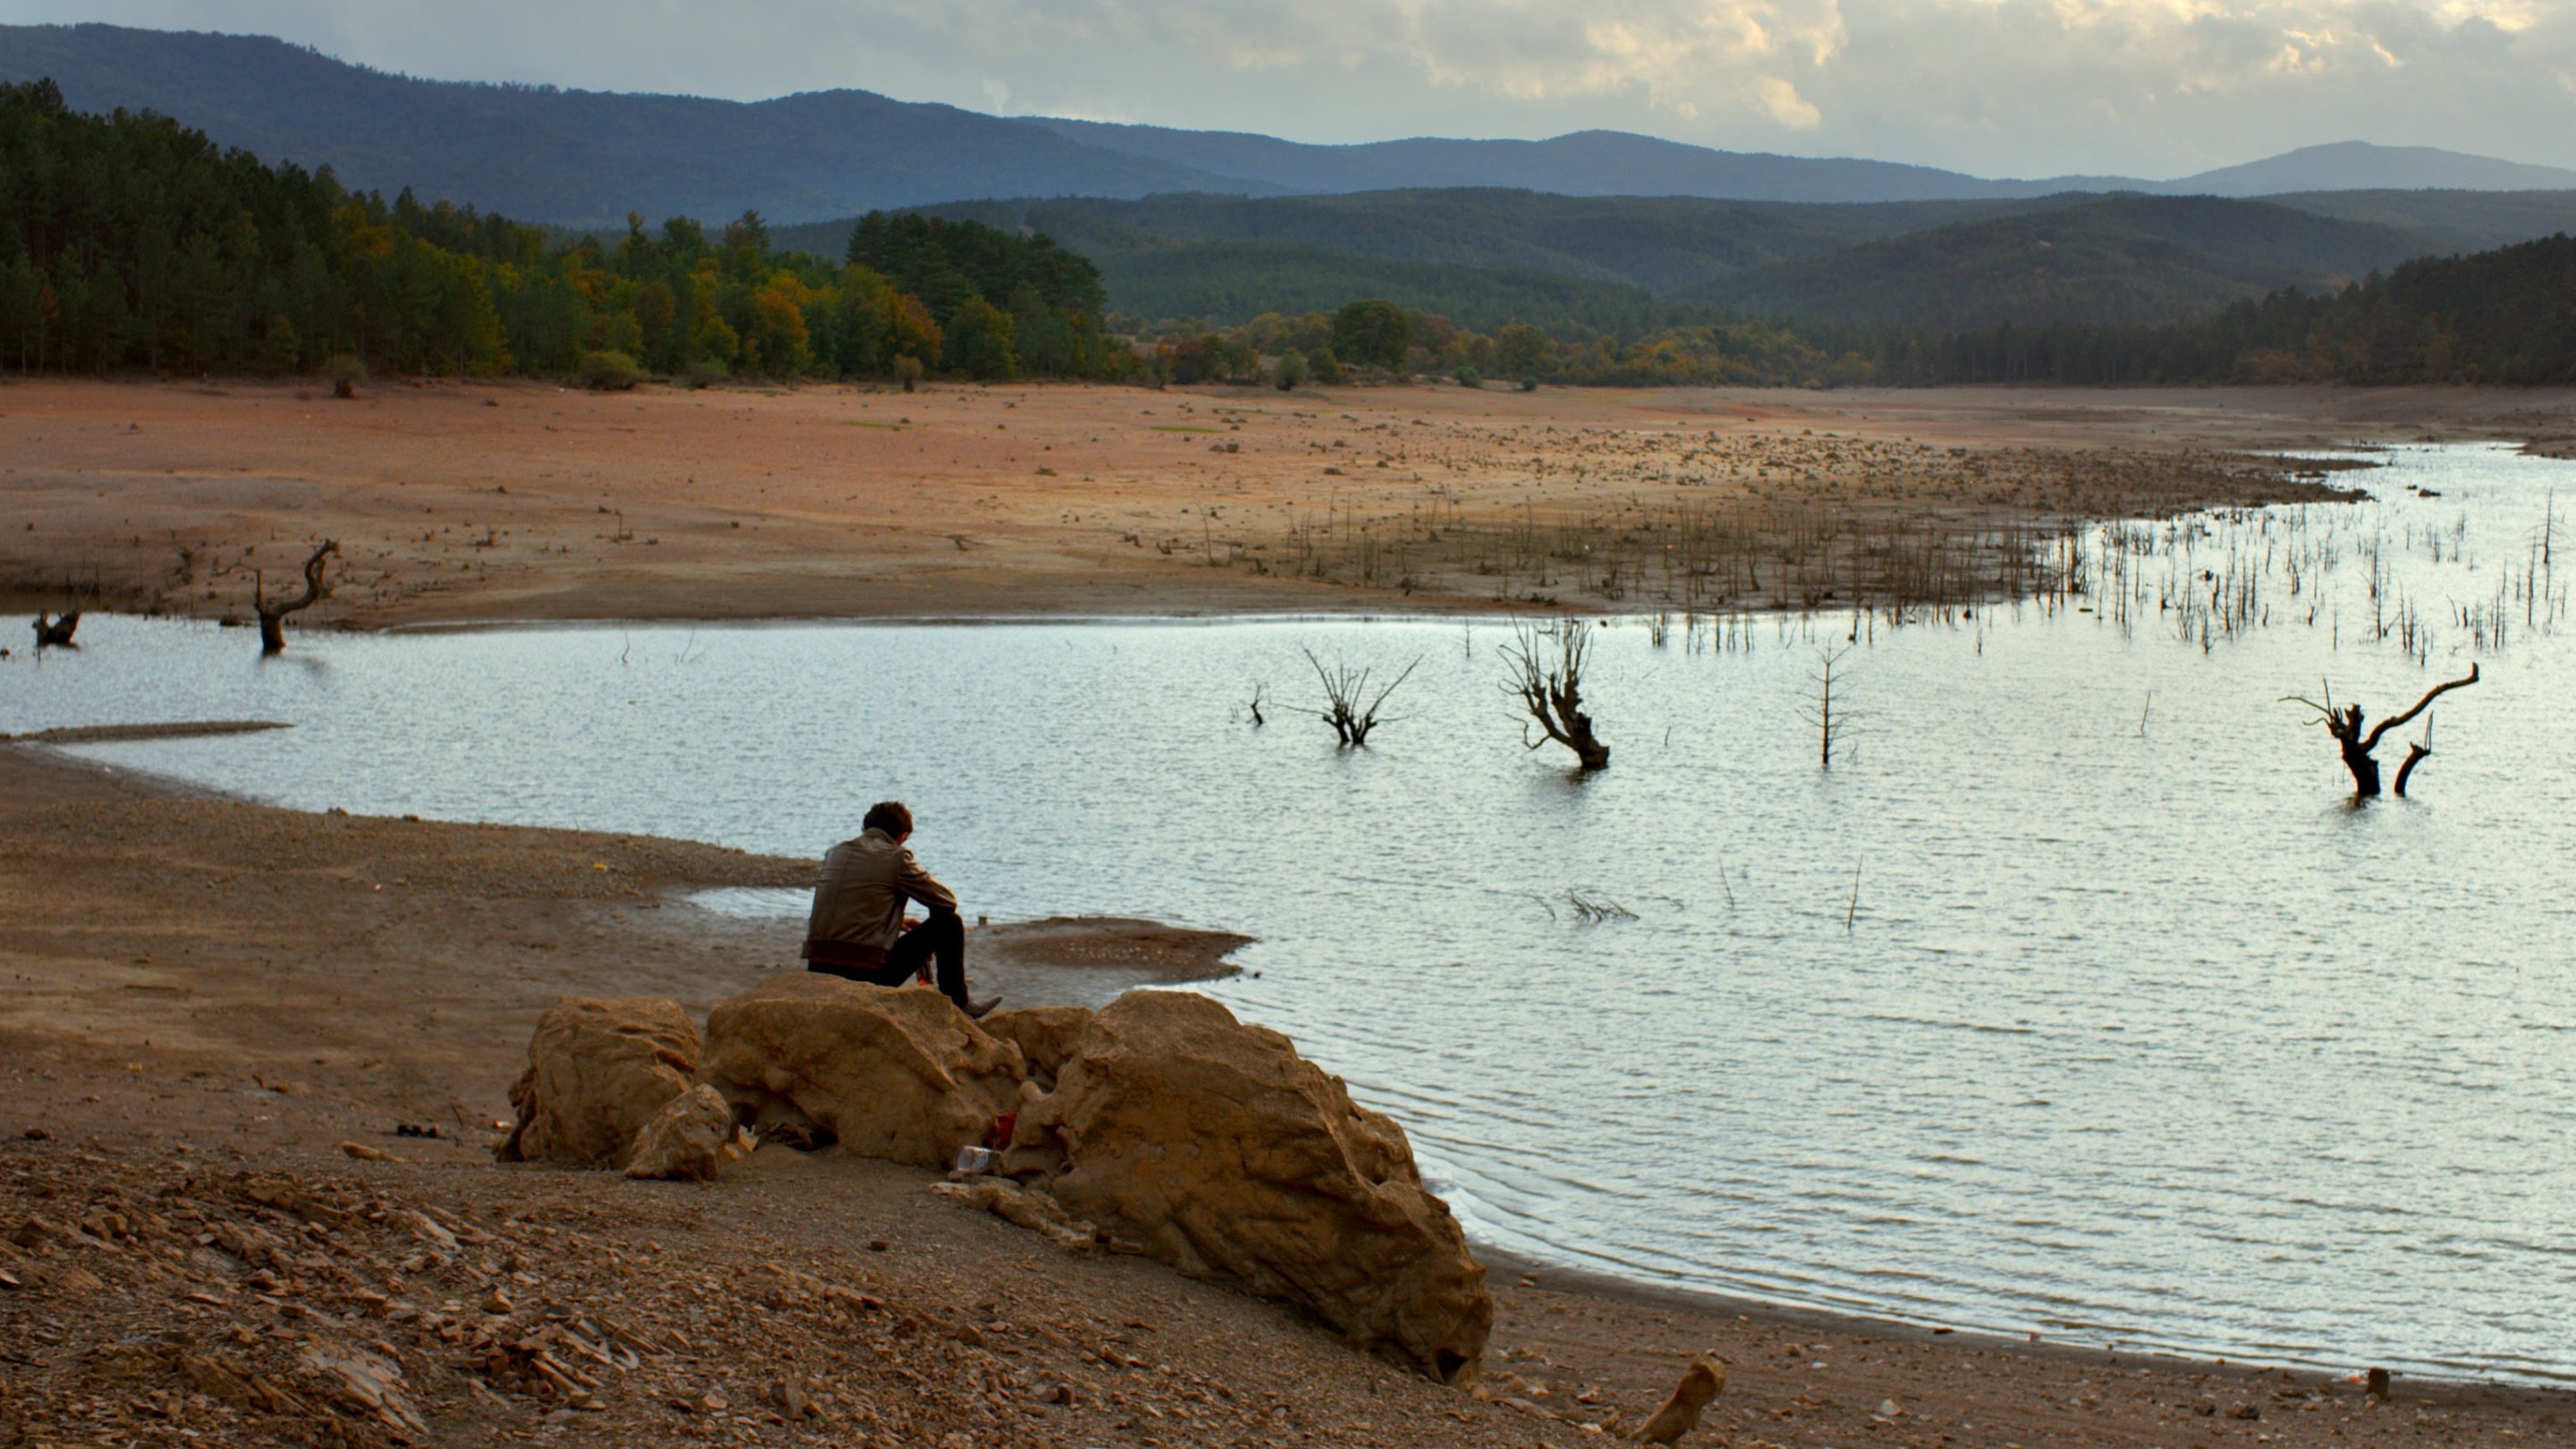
[339,1140,400,1162]
[623,1083,736,1182]
[769,1376,818,1419]
[1631,1355,1725,1445]
[930,1177,1098,1252]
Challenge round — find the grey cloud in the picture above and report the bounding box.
[7,0,2572,174]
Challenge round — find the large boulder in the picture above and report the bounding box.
[1013,990,1492,1385]
[979,1004,1093,1089]
[496,997,699,1168]
[698,974,1023,1171]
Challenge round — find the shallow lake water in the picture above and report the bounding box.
[9,444,2574,1384]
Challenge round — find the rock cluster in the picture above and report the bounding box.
[498,979,1491,1382]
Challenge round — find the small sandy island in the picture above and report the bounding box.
[2,740,2565,1447]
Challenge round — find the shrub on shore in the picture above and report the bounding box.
[322,354,365,400]
[578,351,642,391]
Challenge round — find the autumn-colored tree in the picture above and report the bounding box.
[1496,323,1551,378]
[741,273,815,375]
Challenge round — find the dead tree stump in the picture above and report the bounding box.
[32,612,80,648]
[255,541,339,656]
[1503,620,1610,770]
[2286,664,2478,798]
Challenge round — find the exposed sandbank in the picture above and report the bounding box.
[11,377,2564,628]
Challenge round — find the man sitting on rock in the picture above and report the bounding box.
[801,801,1000,1019]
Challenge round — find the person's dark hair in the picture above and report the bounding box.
[862,801,913,836]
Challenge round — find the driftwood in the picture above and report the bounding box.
[254,541,339,655]
[1501,620,1609,770]
[32,612,80,648]
[2285,663,2479,798]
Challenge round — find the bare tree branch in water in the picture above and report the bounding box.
[2284,663,2479,797]
[1801,646,1855,769]
[1501,619,1610,770]
[1302,648,1418,747]
[254,540,338,656]
[32,612,80,648]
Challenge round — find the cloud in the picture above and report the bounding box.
[13,0,2575,174]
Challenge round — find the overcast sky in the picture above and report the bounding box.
[7,0,2572,177]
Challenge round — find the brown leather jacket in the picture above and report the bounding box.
[801,827,959,964]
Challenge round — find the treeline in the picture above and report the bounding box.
[1148,303,1889,390]
[0,79,1124,382]
[6,77,2567,392]
[1156,234,2576,391]
[1887,234,2576,386]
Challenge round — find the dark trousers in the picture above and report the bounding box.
[808,911,967,1009]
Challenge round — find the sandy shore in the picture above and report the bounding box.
[1,741,2567,1447]
[9,377,2566,628]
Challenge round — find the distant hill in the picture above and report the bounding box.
[9,22,2576,228]
[2263,190,2576,254]
[777,191,2072,295]
[1928,233,2576,387]
[1690,196,2438,329]
[1025,121,2049,204]
[2162,143,2576,199]
[774,189,2576,333]
[0,23,1261,225]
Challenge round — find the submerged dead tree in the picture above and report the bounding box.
[2285,663,2479,797]
[1302,648,1418,747]
[254,540,339,656]
[32,612,79,648]
[1803,646,1854,768]
[1502,620,1610,770]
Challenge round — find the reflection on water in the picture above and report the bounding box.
[8,445,2574,1384]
